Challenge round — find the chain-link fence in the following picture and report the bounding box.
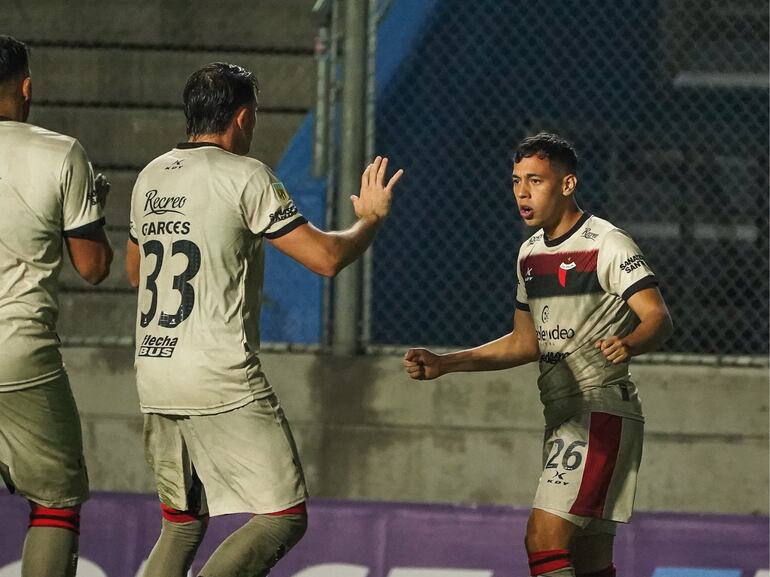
[367,0,769,357]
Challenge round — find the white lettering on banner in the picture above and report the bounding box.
[292,564,370,577]
[389,570,493,577]
[0,558,107,577]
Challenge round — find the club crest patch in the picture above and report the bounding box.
[271,181,289,202]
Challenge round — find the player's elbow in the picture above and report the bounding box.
[79,249,113,285]
[314,259,343,278]
[127,272,140,289]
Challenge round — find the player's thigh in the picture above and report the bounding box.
[0,374,88,507]
[180,395,307,516]
[144,412,203,513]
[526,507,579,551]
[533,412,642,523]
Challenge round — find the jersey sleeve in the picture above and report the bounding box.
[240,167,307,238]
[60,140,105,238]
[597,228,658,301]
[515,251,530,311]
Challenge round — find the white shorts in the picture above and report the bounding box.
[532,411,643,533]
[144,394,308,517]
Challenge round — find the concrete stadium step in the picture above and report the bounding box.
[60,230,130,290]
[12,0,318,51]
[58,291,135,344]
[30,47,315,110]
[29,105,304,169]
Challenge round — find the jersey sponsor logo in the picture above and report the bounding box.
[141,220,191,236]
[271,181,290,202]
[528,232,544,246]
[547,470,570,485]
[138,334,178,358]
[540,351,571,364]
[143,189,187,216]
[524,266,533,283]
[536,325,575,341]
[619,254,647,273]
[268,202,299,227]
[541,305,550,323]
[581,227,599,241]
[164,159,184,170]
[558,259,576,287]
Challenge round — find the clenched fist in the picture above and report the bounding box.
[403,348,443,380]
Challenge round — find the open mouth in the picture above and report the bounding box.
[519,205,534,220]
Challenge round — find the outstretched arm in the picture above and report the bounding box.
[595,287,673,364]
[269,156,404,277]
[404,308,540,380]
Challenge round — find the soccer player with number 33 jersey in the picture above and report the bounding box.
[126,62,403,577]
[404,133,673,577]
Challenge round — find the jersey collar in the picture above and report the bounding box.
[175,141,225,150]
[543,212,592,247]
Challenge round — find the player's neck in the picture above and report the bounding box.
[188,133,232,150]
[543,205,583,240]
[188,126,248,155]
[0,99,23,122]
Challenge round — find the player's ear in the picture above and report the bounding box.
[21,75,31,101]
[20,75,32,122]
[233,105,250,130]
[562,173,577,197]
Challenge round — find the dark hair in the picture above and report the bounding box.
[513,132,578,175]
[183,62,258,136]
[0,35,29,84]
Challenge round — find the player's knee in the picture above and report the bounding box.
[28,501,81,534]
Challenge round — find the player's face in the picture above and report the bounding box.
[512,154,568,229]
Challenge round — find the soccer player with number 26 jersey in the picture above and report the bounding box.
[404,133,673,577]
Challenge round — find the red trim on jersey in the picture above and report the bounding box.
[569,413,623,517]
[161,503,206,524]
[28,504,80,534]
[266,502,307,516]
[521,250,599,279]
[528,549,572,576]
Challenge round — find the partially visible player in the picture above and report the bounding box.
[126,62,403,577]
[0,35,113,577]
[404,133,672,577]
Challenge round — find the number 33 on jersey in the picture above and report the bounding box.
[129,143,307,416]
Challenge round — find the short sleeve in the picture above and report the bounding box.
[515,254,530,311]
[129,215,138,244]
[240,167,307,238]
[597,229,658,301]
[61,140,105,238]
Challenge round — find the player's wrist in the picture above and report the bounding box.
[358,213,385,227]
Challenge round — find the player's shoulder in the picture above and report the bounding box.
[517,228,545,259]
[2,121,81,159]
[587,215,635,247]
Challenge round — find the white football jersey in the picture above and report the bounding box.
[130,143,306,415]
[0,121,103,390]
[516,213,658,428]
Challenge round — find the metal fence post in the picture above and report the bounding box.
[332,0,368,355]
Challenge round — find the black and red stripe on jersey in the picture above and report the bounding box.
[520,250,603,299]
